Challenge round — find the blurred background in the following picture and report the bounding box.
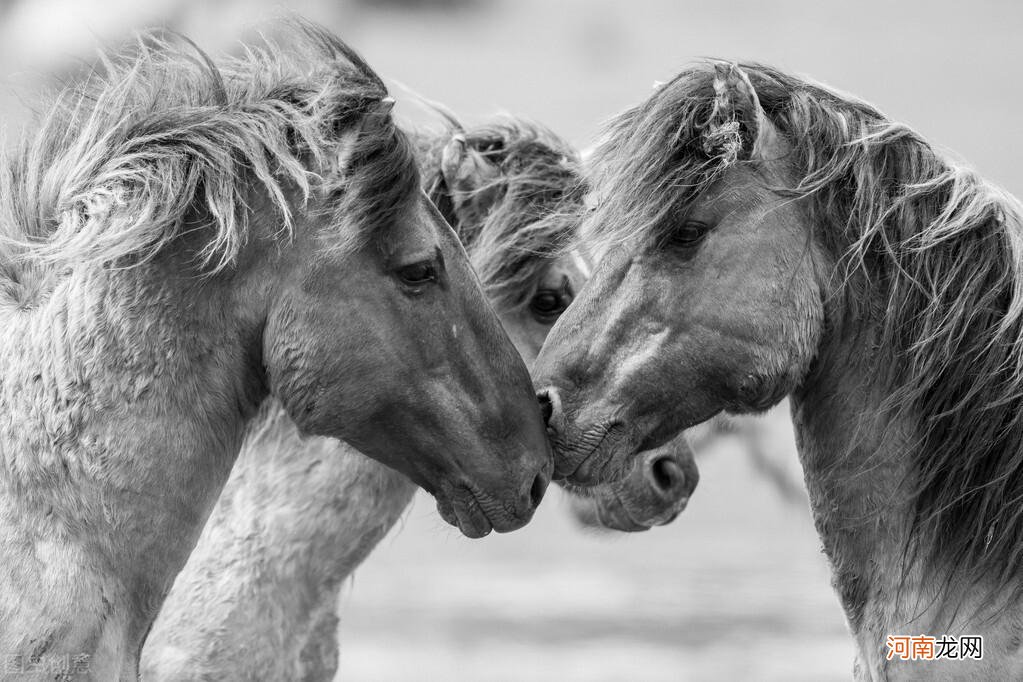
[4,1,1020,679]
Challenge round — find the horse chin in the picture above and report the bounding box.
[603,476,692,529]
[567,489,679,533]
[434,483,539,539]
[594,495,654,532]
[436,498,493,539]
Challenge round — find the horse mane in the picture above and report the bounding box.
[0,20,417,300]
[589,60,1023,605]
[416,116,586,311]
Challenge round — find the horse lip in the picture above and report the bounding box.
[436,499,459,528]
[479,487,534,533]
[570,450,609,484]
[436,491,494,538]
[555,422,622,484]
[452,497,493,539]
[437,485,535,538]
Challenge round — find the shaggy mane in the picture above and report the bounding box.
[0,20,418,300]
[417,116,585,311]
[589,60,1023,606]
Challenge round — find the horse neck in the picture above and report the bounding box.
[143,403,416,681]
[0,259,266,651]
[791,321,1023,678]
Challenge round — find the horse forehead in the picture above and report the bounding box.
[383,192,446,256]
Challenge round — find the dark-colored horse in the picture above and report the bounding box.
[535,61,1023,679]
[423,115,699,531]
[0,25,550,679]
[143,114,696,681]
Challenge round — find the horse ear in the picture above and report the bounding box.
[704,63,770,161]
[335,97,396,173]
[437,135,504,232]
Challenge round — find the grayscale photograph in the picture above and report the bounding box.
[0,0,1018,680]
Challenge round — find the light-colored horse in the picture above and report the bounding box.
[0,25,553,680]
[535,61,1023,679]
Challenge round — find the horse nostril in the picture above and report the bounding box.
[529,472,547,508]
[649,456,684,496]
[537,390,554,426]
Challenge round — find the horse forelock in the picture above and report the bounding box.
[583,62,737,253]
[0,19,416,297]
[421,117,587,312]
[592,58,1023,608]
[319,117,419,259]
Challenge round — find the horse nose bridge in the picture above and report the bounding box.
[597,273,643,343]
[448,315,528,409]
[465,291,537,390]
[536,309,606,391]
[470,346,551,459]
[555,293,631,391]
[569,270,638,376]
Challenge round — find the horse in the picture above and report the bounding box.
[416,115,698,532]
[534,60,1023,679]
[0,24,553,680]
[140,113,696,681]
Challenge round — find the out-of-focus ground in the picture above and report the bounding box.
[1,0,1020,679]
[339,431,850,681]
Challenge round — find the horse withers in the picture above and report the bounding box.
[0,24,549,680]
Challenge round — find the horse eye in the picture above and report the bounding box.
[530,290,570,321]
[478,138,505,155]
[671,221,710,247]
[396,261,437,287]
